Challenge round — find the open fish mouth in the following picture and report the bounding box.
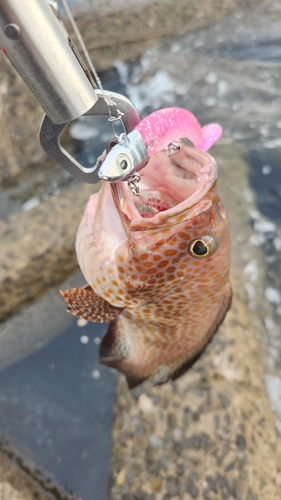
[112,143,218,224]
[134,190,177,217]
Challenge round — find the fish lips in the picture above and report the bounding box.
[114,144,219,229]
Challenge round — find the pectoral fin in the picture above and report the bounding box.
[99,318,146,388]
[60,285,124,322]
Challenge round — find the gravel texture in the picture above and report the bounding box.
[0,450,52,500]
[0,182,95,322]
[109,274,281,500]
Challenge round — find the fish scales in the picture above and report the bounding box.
[61,111,232,388]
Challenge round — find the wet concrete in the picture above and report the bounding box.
[0,272,116,500]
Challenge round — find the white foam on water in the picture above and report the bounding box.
[205,97,217,107]
[264,316,279,334]
[126,70,177,114]
[249,233,265,246]
[259,124,270,137]
[254,219,276,233]
[217,80,228,96]
[243,189,254,203]
[21,197,40,212]
[243,260,259,282]
[114,59,129,85]
[262,164,272,174]
[264,287,281,304]
[264,374,281,434]
[264,138,281,148]
[92,370,100,379]
[205,72,217,84]
[193,38,204,48]
[248,208,260,219]
[69,120,100,140]
[171,41,182,53]
[265,255,277,263]
[274,237,281,251]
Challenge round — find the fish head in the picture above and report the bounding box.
[77,143,230,305]
[98,130,148,182]
[116,144,230,293]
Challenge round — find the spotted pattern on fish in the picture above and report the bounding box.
[61,145,232,387]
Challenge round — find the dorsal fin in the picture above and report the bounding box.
[60,285,124,322]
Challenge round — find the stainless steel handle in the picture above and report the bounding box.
[0,0,98,124]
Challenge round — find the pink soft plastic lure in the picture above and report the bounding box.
[135,107,222,154]
[98,107,222,181]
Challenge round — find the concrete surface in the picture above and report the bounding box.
[0,452,51,500]
[0,181,94,322]
[109,276,281,499]
[1,0,281,498]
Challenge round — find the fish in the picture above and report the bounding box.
[61,109,231,389]
[98,107,222,182]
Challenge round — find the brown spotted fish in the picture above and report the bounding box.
[61,139,232,388]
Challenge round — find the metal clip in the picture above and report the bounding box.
[127,174,156,216]
[127,174,141,196]
[165,141,182,157]
[108,109,126,138]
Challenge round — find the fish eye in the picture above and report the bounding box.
[188,236,217,258]
[120,159,128,170]
[117,155,131,174]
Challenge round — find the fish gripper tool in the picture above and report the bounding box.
[0,0,140,184]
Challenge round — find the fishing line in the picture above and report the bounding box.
[60,0,126,136]
[61,0,103,90]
